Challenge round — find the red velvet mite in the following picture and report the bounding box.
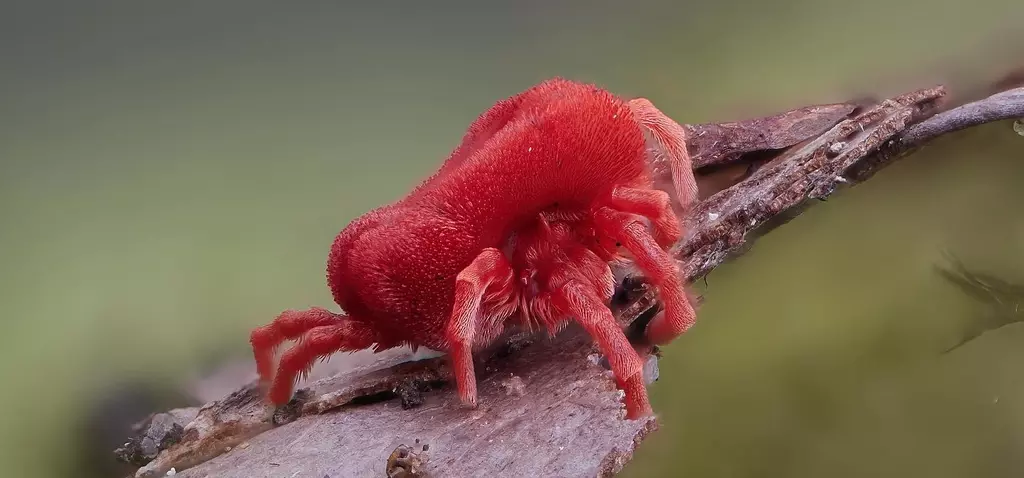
[249,78,700,419]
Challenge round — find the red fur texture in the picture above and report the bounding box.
[250,78,699,419]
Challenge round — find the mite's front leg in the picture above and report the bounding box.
[267,319,378,405]
[445,248,516,408]
[250,307,342,384]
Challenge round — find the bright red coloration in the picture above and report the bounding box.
[250,78,700,419]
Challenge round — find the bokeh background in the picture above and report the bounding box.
[2,1,1024,477]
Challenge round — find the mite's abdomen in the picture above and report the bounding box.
[419,78,650,243]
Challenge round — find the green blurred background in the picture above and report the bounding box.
[2,1,1024,477]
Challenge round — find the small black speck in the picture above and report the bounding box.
[422,444,430,452]
[615,242,621,247]
[415,439,420,444]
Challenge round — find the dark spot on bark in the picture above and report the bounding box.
[159,423,185,449]
[624,304,661,345]
[273,388,314,426]
[396,378,425,409]
[493,333,534,359]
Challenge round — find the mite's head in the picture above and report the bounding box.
[325,205,401,314]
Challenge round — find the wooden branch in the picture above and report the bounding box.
[121,84,1024,478]
[896,88,1024,147]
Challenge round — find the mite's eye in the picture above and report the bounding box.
[615,242,622,247]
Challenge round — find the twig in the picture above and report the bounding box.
[900,87,1024,146]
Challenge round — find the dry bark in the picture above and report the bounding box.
[122,83,1024,478]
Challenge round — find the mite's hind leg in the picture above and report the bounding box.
[267,318,378,404]
[445,247,516,408]
[605,186,682,248]
[551,280,652,419]
[628,98,699,212]
[595,207,697,346]
[250,307,343,384]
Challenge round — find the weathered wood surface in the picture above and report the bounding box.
[170,330,659,478]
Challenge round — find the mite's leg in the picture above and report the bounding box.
[628,98,700,211]
[551,280,652,419]
[605,186,682,248]
[595,207,697,346]
[250,307,342,384]
[267,319,378,404]
[445,247,516,408]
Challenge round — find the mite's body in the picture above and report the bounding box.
[251,78,699,419]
